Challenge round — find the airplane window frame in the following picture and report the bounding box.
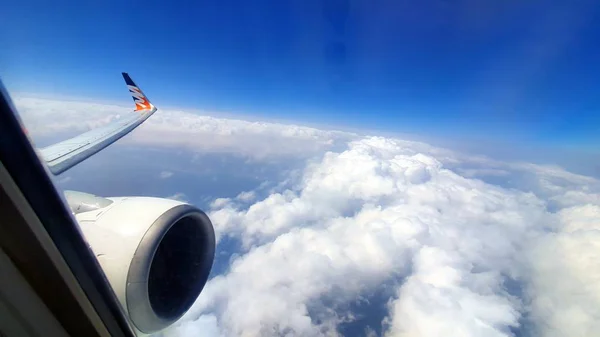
[0,83,136,337]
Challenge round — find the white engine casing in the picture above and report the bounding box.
[74,196,215,334]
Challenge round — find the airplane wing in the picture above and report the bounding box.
[40,73,157,175]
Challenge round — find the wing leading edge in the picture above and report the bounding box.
[40,73,157,175]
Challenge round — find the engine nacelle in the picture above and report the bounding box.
[69,193,215,334]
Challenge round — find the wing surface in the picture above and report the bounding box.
[40,73,156,174]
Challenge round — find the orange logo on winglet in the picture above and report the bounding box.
[128,85,151,111]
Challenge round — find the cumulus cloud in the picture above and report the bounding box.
[14,95,600,337]
[176,137,565,337]
[160,171,174,179]
[526,205,600,337]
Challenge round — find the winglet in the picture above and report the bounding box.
[123,72,153,112]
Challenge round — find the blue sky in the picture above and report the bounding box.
[2,0,600,148]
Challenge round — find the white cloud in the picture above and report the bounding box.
[177,137,596,337]
[160,171,174,179]
[13,96,356,160]
[526,205,600,337]
[13,96,129,137]
[235,191,256,202]
[14,96,600,337]
[210,197,231,209]
[166,192,188,202]
[133,110,355,160]
[163,314,220,337]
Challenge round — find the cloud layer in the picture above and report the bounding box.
[526,204,600,337]
[14,96,355,160]
[14,96,600,337]
[171,137,558,337]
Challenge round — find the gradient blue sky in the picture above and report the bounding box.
[2,0,600,147]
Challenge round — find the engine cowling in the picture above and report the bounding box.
[69,192,215,334]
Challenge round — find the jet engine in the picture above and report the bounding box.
[65,191,215,334]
